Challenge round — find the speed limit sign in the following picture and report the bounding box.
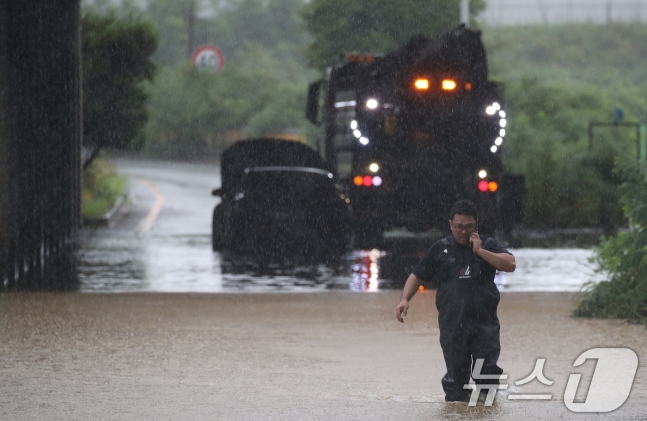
[191,45,224,73]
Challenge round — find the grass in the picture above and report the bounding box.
[82,158,126,219]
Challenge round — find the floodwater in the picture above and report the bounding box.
[2,159,642,421]
[1,292,645,420]
[74,159,606,293]
[77,232,604,293]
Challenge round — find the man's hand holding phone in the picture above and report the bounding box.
[469,231,482,253]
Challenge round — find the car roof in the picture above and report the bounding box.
[221,138,327,190]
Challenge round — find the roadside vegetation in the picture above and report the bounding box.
[484,24,647,231]
[574,159,647,323]
[140,0,319,158]
[484,25,647,320]
[82,159,127,219]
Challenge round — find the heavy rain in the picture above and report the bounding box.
[1,0,646,419]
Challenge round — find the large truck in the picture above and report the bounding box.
[306,25,524,244]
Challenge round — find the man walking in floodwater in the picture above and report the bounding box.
[396,200,516,402]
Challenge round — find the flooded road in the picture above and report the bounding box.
[3,159,642,420]
[1,292,645,420]
[77,160,601,292]
[76,159,605,293]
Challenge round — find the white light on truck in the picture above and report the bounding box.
[366,98,379,109]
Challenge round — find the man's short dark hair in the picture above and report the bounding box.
[450,200,478,221]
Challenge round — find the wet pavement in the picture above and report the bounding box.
[75,159,606,293]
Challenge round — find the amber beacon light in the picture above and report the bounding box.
[442,79,457,91]
[414,78,430,90]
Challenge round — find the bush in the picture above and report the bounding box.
[575,159,647,322]
[82,159,126,218]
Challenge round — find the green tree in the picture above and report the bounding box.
[212,0,309,54]
[82,11,158,167]
[144,0,198,66]
[302,0,485,69]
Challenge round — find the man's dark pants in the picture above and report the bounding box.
[436,280,504,400]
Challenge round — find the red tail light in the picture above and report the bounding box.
[478,180,489,192]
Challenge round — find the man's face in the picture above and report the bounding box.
[449,214,477,245]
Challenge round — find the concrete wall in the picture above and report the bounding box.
[0,0,82,289]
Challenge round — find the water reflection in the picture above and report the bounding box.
[75,232,606,293]
[4,249,80,292]
[77,236,148,290]
[350,249,385,292]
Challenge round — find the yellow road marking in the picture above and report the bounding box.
[133,178,166,234]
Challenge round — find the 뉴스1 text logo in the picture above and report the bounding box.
[464,347,638,412]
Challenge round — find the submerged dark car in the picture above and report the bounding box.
[212,139,351,261]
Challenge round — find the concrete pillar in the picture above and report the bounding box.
[0,0,81,289]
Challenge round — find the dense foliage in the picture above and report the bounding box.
[302,0,485,69]
[146,0,309,67]
[484,24,647,230]
[144,54,315,158]
[132,0,318,157]
[574,159,647,322]
[82,11,158,166]
[122,0,488,158]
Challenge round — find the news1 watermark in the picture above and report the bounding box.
[464,347,638,412]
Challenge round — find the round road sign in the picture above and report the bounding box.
[192,45,224,73]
